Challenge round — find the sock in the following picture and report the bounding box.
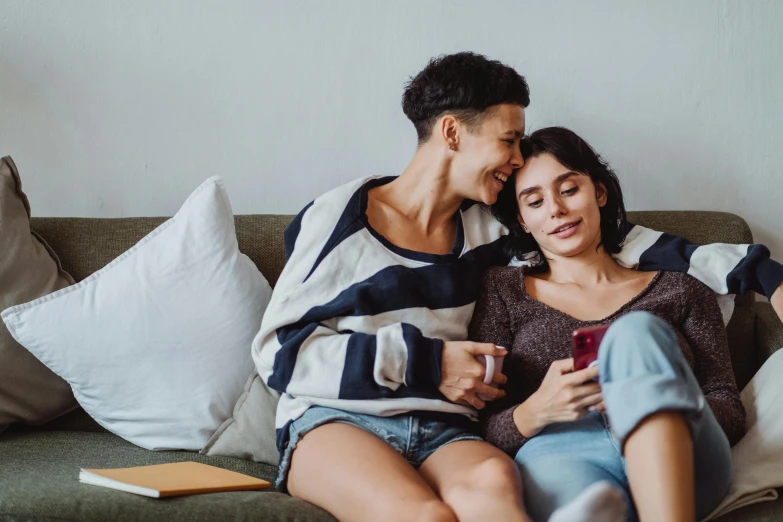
[547,481,627,522]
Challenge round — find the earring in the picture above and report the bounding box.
[522,225,529,233]
[448,141,457,151]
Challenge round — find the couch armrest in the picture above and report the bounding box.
[755,302,783,363]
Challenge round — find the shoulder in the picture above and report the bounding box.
[478,266,527,306]
[304,176,384,220]
[283,176,387,268]
[654,271,720,309]
[482,266,522,287]
[460,203,509,247]
[659,271,715,294]
[289,176,386,240]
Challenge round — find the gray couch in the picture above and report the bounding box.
[2,211,782,522]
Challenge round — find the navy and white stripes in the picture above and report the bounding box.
[615,224,783,323]
[252,176,783,451]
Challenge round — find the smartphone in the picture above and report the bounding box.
[572,324,611,372]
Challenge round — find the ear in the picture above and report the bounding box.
[439,115,460,151]
[595,181,608,208]
[517,212,529,233]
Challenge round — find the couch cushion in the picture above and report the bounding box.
[30,215,294,287]
[4,178,273,452]
[712,496,783,522]
[16,406,107,433]
[0,157,78,433]
[26,215,294,435]
[0,430,334,522]
[201,371,280,466]
[0,428,779,522]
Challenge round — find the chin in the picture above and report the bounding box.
[544,240,593,258]
[478,188,501,206]
[481,194,499,206]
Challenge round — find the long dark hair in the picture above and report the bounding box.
[492,126,628,270]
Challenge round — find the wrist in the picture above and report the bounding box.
[513,399,542,438]
[771,283,783,322]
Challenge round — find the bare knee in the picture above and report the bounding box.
[475,456,522,491]
[409,500,457,522]
[450,456,522,498]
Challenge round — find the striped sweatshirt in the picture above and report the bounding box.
[251,176,783,450]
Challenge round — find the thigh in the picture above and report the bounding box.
[418,439,527,521]
[288,422,449,522]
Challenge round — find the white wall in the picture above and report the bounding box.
[1,0,782,260]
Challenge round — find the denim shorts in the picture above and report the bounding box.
[275,406,483,493]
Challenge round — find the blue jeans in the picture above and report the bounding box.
[515,312,733,522]
[276,406,482,493]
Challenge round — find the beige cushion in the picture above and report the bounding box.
[200,371,280,465]
[704,349,783,520]
[0,156,77,432]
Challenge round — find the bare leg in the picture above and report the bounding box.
[624,411,695,522]
[418,440,531,522]
[288,423,456,522]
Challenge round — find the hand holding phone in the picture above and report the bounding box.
[513,358,602,437]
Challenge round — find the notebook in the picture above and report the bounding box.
[79,461,271,498]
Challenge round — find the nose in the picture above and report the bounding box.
[509,144,524,169]
[546,193,567,217]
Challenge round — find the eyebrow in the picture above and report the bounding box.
[518,171,581,198]
[502,130,523,138]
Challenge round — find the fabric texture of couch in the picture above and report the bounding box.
[1,211,782,522]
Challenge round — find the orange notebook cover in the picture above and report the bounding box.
[79,461,271,498]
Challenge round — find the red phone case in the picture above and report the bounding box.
[572,324,610,372]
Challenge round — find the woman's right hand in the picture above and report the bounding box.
[513,358,602,438]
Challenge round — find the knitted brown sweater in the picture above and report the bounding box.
[469,268,746,456]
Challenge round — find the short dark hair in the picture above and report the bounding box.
[402,52,531,144]
[491,126,628,270]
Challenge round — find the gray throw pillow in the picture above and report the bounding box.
[200,371,280,465]
[0,156,78,432]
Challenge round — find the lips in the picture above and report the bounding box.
[549,219,582,237]
[493,171,509,183]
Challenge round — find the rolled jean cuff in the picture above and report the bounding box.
[603,375,705,446]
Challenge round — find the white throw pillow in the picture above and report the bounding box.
[703,348,783,520]
[1,177,272,451]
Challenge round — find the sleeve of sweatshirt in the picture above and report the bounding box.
[614,223,783,298]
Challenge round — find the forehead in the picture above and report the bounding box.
[483,104,525,132]
[516,153,572,188]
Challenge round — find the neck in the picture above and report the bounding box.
[381,143,464,233]
[541,236,624,287]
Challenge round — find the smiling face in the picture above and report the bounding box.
[515,152,608,259]
[448,103,526,205]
